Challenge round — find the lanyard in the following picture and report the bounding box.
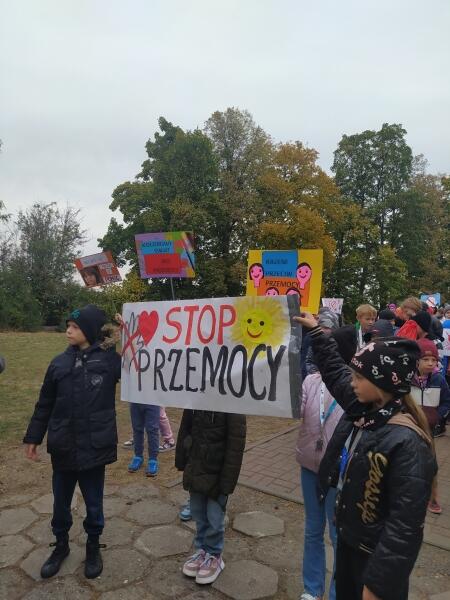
[337,427,363,491]
[357,327,364,350]
[319,383,337,428]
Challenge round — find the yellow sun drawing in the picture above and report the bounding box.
[231,297,288,353]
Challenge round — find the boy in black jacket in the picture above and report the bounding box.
[23,305,121,579]
[176,410,246,585]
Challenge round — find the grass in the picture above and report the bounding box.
[0,331,296,488]
[0,332,68,443]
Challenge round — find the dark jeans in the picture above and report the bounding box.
[52,465,105,538]
[335,537,408,600]
[129,402,160,459]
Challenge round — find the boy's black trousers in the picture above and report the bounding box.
[51,465,105,539]
[335,537,409,600]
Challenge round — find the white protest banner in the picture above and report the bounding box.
[321,298,344,314]
[443,328,450,357]
[121,296,302,418]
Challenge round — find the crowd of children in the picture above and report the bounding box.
[22,295,449,599]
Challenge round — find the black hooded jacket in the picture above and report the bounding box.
[24,342,121,471]
[310,329,437,599]
[175,409,246,499]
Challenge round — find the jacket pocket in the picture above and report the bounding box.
[47,418,71,452]
[205,446,225,474]
[89,409,118,448]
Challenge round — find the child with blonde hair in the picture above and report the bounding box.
[355,304,377,350]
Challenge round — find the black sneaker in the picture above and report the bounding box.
[432,422,446,438]
[40,538,70,578]
[84,538,104,579]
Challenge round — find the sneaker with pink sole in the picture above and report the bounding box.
[428,500,442,514]
[182,549,206,578]
[195,553,225,585]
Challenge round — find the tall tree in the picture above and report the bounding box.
[331,124,413,304]
[15,203,86,324]
[99,117,224,299]
[332,123,413,244]
[204,108,273,295]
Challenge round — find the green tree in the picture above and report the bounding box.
[332,123,413,244]
[204,108,274,295]
[331,124,414,305]
[15,203,86,324]
[0,257,42,330]
[99,117,223,299]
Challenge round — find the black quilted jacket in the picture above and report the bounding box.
[310,328,437,599]
[24,342,121,471]
[175,409,246,499]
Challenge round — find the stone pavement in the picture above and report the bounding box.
[0,432,449,599]
[0,478,449,599]
[239,426,450,551]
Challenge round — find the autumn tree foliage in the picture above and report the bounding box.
[98,111,449,317]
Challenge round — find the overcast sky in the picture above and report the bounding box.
[1,0,449,257]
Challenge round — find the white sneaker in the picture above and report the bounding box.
[195,553,225,584]
[300,593,321,600]
[182,549,206,577]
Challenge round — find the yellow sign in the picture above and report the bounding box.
[246,249,323,313]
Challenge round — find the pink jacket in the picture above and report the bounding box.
[296,373,344,473]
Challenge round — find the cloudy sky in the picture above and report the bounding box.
[1,0,449,256]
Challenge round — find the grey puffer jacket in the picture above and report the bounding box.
[175,409,246,499]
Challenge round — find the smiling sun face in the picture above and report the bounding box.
[231,297,288,353]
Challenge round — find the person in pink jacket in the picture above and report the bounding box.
[296,325,357,600]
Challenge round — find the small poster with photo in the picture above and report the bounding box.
[75,251,122,287]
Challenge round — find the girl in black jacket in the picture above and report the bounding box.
[295,313,437,600]
[175,409,246,585]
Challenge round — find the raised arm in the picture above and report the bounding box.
[294,314,364,416]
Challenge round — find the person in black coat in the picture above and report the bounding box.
[23,305,121,580]
[175,409,246,585]
[295,312,437,600]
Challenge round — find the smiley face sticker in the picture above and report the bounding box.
[231,297,288,353]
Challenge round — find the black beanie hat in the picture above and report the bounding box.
[331,325,357,365]
[363,319,395,343]
[411,310,432,333]
[350,337,420,395]
[67,305,107,345]
[378,309,395,321]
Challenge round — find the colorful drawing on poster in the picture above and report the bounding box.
[246,249,323,314]
[74,251,122,287]
[135,231,195,279]
[420,293,441,309]
[322,298,344,314]
[120,296,302,418]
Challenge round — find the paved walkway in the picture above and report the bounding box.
[239,426,450,551]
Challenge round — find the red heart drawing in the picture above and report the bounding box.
[137,310,159,345]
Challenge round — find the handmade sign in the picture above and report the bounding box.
[420,293,441,309]
[443,326,450,357]
[74,251,121,287]
[322,298,344,314]
[135,231,195,279]
[246,249,323,313]
[121,296,302,418]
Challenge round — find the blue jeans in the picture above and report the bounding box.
[52,465,105,538]
[190,492,227,556]
[301,467,337,600]
[129,403,159,460]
